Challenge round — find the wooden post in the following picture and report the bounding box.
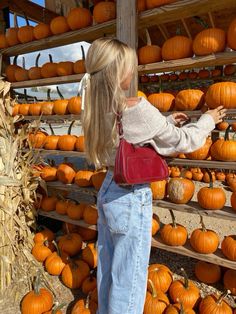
[116,0,138,97]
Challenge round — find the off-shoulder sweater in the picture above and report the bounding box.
[107,97,215,166]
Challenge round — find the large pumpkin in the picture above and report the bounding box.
[205,82,236,109]
[160,210,188,246]
[147,92,175,112]
[147,263,172,293]
[144,279,169,314]
[162,35,193,60]
[185,137,212,160]
[167,177,195,204]
[227,18,236,50]
[93,1,116,23]
[194,261,221,284]
[21,275,53,314]
[175,89,204,111]
[197,179,226,210]
[210,126,236,161]
[199,291,233,314]
[221,235,236,261]
[193,28,226,56]
[190,216,219,254]
[138,29,162,65]
[67,7,92,30]
[169,268,200,308]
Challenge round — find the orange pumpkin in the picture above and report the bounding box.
[29,130,48,148]
[147,92,175,112]
[83,205,98,225]
[150,180,167,200]
[231,192,236,211]
[17,18,34,43]
[199,291,233,314]
[5,56,21,82]
[41,195,58,212]
[67,202,85,220]
[28,53,42,80]
[224,64,236,76]
[216,121,229,131]
[73,45,86,74]
[43,125,59,150]
[138,29,162,65]
[14,57,29,82]
[75,170,94,187]
[61,260,90,289]
[194,261,221,284]
[71,296,97,314]
[40,166,58,182]
[82,242,98,269]
[223,269,236,295]
[77,226,98,241]
[162,35,193,60]
[41,54,58,78]
[45,251,66,276]
[221,235,236,261]
[53,87,69,115]
[28,102,42,116]
[33,228,55,244]
[206,82,236,109]
[58,232,82,256]
[146,0,176,9]
[91,170,106,190]
[33,22,51,40]
[32,241,55,262]
[57,163,76,184]
[82,275,97,295]
[67,7,92,30]
[0,33,8,49]
[165,303,196,314]
[175,89,204,111]
[55,199,72,215]
[93,1,116,23]
[227,17,236,50]
[50,16,70,35]
[56,61,74,76]
[197,179,226,210]
[167,177,195,204]
[152,213,160,236]
[147,263,172,293]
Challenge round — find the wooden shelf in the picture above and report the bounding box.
[38,210,97,230]
[139,0,236,29]
[22,114,81,122]
[165,158,236,170]
[0,20,116,57]
[152,235,236,270]
[138,52,236,75]
[31,149,85,157]
[10,73,84,89]
[153,199,235,221]
[162,109,236,118]
[46,181,97,197]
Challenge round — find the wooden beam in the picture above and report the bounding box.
[139,0,236,29]
[0,0,58,24]
[116,0,138,97]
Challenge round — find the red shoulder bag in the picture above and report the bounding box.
[114,112,169,184]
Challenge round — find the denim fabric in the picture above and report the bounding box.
[97,170,153,314]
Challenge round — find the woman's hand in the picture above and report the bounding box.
[205,106,227,124]
[172,112,190,126]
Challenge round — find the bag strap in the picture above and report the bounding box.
[116,112,124,138]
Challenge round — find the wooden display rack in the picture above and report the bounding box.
[1,0,236,273]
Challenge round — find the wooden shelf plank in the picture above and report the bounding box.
[10,74,84,89]
[153,199,235,221]
[152,235,236,270]
[139,0,236,29]
[31,149,86,157]
[161,109,236,118]
[165,158,236,170]
[46,181,97,197]
[138,52,236,74]
[0,20,116,57]
[22,114,81,122]
[38,210,97,230]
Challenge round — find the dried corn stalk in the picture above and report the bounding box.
[0,81,58,310]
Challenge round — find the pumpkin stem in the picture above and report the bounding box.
[179,302,185,314]
[180,268,189,289]
[200,215,207,232]
[75,0,83,7]
[65,222,70,235]
[81,45,85,60]
[169,209,177,228]
[49,54,54,63]
[224,125,231,141]
[159,77,163,93]
[148,279,157,298]
[48,123,55,135]
[51,303,66,314]
[23,12,30,26]
[22,57,26,69]
[33,271,41,295]
[35,53,41,67]
[47,88,52,101]
[206,169,214,188]
[145,28,152,46]
[23,89,28,103]
[216,290,231,305]
[56,86,64,100]
[68,120,75,135]
[194,16,209,29]
[52,240,60,255]
[13,55,18,66]
[13,12,18,28]
[176,27,181,35]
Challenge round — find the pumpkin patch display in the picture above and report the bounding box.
[147,263,172,293]
[138,29,162,65]
[167,177,195,204]
[169,268,200,308]
[205,82,236,109]
[190,216,219,254]
[160,210,188,246]
[162,35,193,60]
[144,279,170,314]
[194,261,221,284]
[199,291,233,314]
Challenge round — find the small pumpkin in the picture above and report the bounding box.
[199,290,233,314]
[41,54,58,78]
[138,29,162,65]
[41,89,54,115]
[33,22,51,40]
[223,269,236,295]
[45,249,66,276]
[231,192,236,211]
[57,121,76,151]
[67,6,92,30]
[75,170,94,187]
[17,16,35,43]
[67,202,85,220]
[151,180,167,200]
[74,45,86,74]
[41,195,58,212]
[43,124,59,150]
[28,101,42,116]
[93,1,116,23]
[57,163,76,184]
[83,205,98,225]
[147,263,172,293]
[216,121,229,131]
[14,57,29,82]
[55,199,72,215]
[91,169,106,190]
[221,235,236,261]
[152,213,160,236]
[169,268,200,308]
[71,295,97,314]
[53,87,69,115]
[194,261,221,284]
[5,56,20,82]
[5,14,20,46]
[82,274,97,295]
[56,61,74,76]
[40,165,58,182]
[50,15,70,35]
[160,209,188,246]
[165,303,196,314]
[147,92,175,112]
[58,232,82,256]
[32,240,56,262]
[33,228,55,244]
[29,130,48,148]
[143,279,170,314]
[21,274,53,314]
[28,53,42,80]
[61,260,90,289]
[224,64,236,76]
[82,242,98,269]
[68,95,82,114]
[167,177,195,204]
[190,216,219,254]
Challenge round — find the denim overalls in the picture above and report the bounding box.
[96,170,153,314]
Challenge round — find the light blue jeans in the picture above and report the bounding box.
[96,170,153,314]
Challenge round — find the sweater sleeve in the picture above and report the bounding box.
[122,98,215,156]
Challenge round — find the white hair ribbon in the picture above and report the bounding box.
[79,73,91,110]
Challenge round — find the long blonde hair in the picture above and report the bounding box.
[82,38,138,168]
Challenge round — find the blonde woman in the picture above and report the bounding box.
[82,38,226,314]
